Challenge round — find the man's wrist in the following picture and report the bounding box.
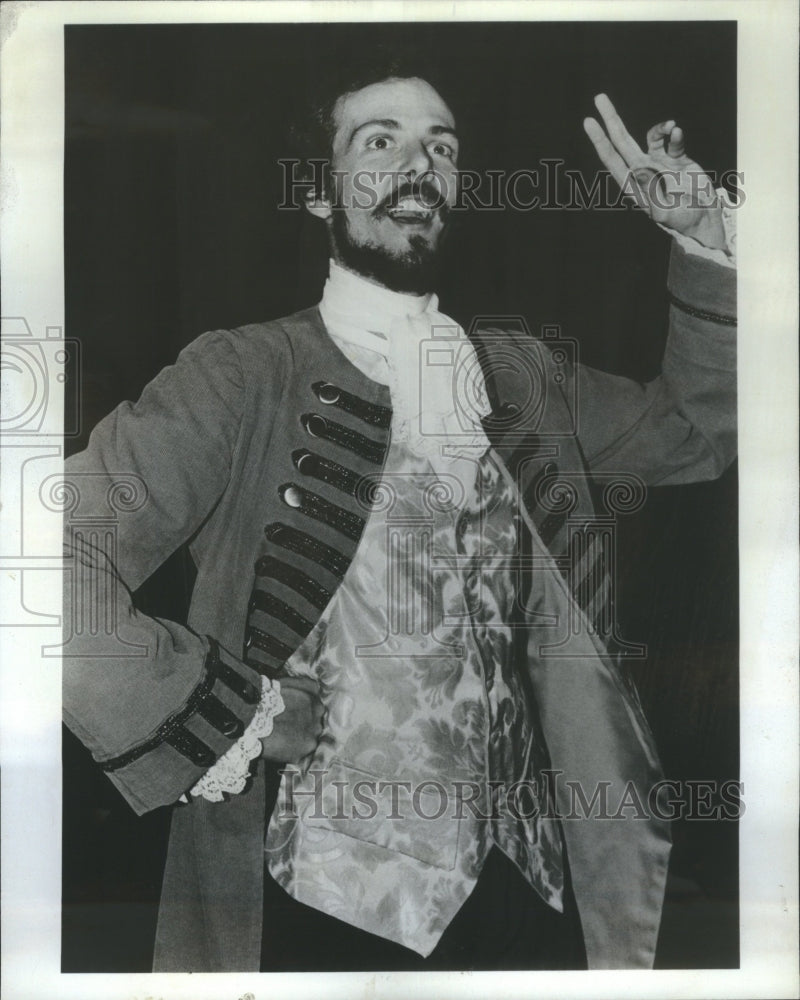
[680,204,728,253]
[659,190,736,270]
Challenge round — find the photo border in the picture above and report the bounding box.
[1,2,797,998]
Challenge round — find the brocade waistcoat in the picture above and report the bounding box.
[262,441,564,955]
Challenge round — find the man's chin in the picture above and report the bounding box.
[330,203,451,292]
[359,248,442,294]
[332,223,445,295]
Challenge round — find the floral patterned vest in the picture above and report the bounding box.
[263,439,565,956]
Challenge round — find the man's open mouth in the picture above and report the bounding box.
[385,197,437,223]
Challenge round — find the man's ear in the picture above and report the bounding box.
[303,186,332,222]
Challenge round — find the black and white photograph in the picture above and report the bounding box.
[1,3,797,999]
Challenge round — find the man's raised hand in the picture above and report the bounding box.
[583,93,726,251]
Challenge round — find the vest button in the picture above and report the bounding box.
[304,413,328,438]
[281,485,304,509]
[317,383,340,405]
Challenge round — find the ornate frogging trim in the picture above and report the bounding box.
[311,381,392,429]
[245,626,294,663]
[99,638,256,772]
[248,586,314,637]
[254,555,332,610]
[264,522,349,579]
[196,692,245,739]
[279,482,365,541]
[292,448,362,496]
[164,727,216,767]
[301,412,387,464]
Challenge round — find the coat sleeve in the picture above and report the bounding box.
[62,329,266,815]
[568,241,737,484]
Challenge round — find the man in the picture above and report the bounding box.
[62,48,736,972]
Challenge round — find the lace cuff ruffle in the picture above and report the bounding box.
[180,675,284,803]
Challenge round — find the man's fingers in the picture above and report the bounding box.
[583,116,629,188]
[592,93,645,164]
[647,120,676,153]
[666,125,685,159]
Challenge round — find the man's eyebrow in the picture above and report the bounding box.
[429,124,459,142]
[347,118,401,148]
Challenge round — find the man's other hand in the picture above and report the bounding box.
[261,675,324,763]
[583,93,727,251]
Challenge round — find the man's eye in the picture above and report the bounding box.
[366,136,393,151]
[430,141,455,160]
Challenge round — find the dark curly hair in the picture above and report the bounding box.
[289,42,454,195]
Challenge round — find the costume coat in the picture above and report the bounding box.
[62,242,736,970]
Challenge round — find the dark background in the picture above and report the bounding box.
[62,21,738,971]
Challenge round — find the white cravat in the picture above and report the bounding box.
[319,260,492,473]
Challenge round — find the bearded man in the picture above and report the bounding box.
[62,48,736,972]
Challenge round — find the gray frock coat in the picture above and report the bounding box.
[62,242,736,969]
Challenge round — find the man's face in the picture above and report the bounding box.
[315,76,459,293]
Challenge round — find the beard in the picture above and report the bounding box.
[330,180,449,294]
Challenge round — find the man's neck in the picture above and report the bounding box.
[324,259,435,321]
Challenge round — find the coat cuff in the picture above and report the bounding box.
[98,639,263,815]
[667,240,736,328]
[182,675,284,803]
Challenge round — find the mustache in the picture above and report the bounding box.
[373,177,451,219]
